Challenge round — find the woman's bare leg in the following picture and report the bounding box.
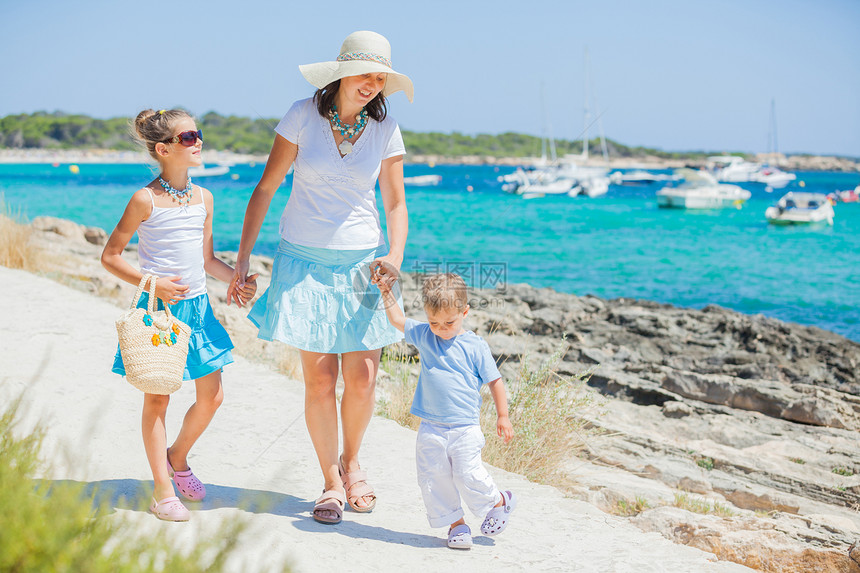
[301,350,342,520]
[340,348,381,508]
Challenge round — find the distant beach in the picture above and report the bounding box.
[1,147,858,172]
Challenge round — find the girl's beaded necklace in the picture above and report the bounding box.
[158,175,193,206]
[328,105,368,156]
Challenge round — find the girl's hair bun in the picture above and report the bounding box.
[130,108,193,160]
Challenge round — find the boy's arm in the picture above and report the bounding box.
[379,283,406,333]
[488,378,514,443]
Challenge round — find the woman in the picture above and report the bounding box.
[227,30,412,525]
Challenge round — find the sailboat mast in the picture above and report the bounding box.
[540,82,548,163]
[582,47,590,162]
[771,99,779,157]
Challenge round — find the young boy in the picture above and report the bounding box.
[374,271,516,549]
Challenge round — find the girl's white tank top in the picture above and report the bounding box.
[137,188,207,299]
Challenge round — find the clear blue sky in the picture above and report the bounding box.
[2,0,858,156]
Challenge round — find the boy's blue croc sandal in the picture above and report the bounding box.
[481,490,516,536]
[448,524,472,549]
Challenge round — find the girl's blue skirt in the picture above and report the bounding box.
[247,240,404,354]
[112,292,234,381]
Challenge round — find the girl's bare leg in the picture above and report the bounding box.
[142,393,173,500]
[167,370,224,471]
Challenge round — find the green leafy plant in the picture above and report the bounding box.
[696,457,715,471]
[614,496,651,517]
[0,397,289,573]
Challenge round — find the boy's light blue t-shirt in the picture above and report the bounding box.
[404,318,502,425]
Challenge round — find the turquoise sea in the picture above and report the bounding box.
[1,162,859,341]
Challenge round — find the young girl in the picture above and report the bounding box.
[101,108,257,521]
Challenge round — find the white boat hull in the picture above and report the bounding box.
[765,192,834,225]
[656,184,751,209]
[404,174,442,186]
[189,165,230,177]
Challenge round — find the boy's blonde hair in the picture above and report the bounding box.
[422,273,468,312]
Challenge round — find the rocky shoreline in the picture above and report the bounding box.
[23,216,860,572]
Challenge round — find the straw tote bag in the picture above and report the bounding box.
[116,274,191,394]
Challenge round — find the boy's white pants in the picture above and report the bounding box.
[415,420,500,528]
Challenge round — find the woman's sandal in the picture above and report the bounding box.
[167,449,206,501]
[447,524,472,549]
[313,489,345,525]
[338,456,377,513]
[149,496,190,522]
[481,490,516,536]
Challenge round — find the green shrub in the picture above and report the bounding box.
[0,397,288,573]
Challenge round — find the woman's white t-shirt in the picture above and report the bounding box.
[274,97,406,249]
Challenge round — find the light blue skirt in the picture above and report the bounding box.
[247,240,404,354]
[112,292,234,381]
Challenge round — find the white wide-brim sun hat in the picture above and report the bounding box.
[299,31,414,103]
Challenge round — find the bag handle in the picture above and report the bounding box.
[130,274,152,309]
[131,274,175,321]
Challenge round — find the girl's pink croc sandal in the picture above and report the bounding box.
[167,451,207,501]
[150,496,190,521]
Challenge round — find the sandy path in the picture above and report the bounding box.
[0,267,752,572]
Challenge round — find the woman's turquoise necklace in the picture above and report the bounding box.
[329,105,368,155]
[158,175,193,206]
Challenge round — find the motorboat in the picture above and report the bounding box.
[403,174,442,186]
[514,168,576,196]
[706,156,795,189]
[828,186,859,203]
[765,192,835,225]
[753,165,796,188]
[656,169,751,209]
[555,158,609,198]
[579,175,610,197]
[189,164,230,177]
[500,166,577,196]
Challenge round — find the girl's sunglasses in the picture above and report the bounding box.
[162,129,203,146]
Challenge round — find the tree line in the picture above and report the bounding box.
[0,111,713,160]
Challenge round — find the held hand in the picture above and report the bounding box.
[497,415,514,444]
[234,273,259,307]
[374,271,393,295]
[154,276,190,305]
[227,260,250,306]
[370,255,401,293]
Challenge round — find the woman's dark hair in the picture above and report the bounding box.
[314,79,388,122]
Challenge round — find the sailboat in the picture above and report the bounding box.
[499,83,576,197]
[754,99,796,189]
[556,47,611,198]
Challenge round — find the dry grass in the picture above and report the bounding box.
[275,346,303,380]
[673,492,737,517]
[376,345,421,430]
[0,198,43,271]
[480,345,601,484]
[376,338,603,486]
